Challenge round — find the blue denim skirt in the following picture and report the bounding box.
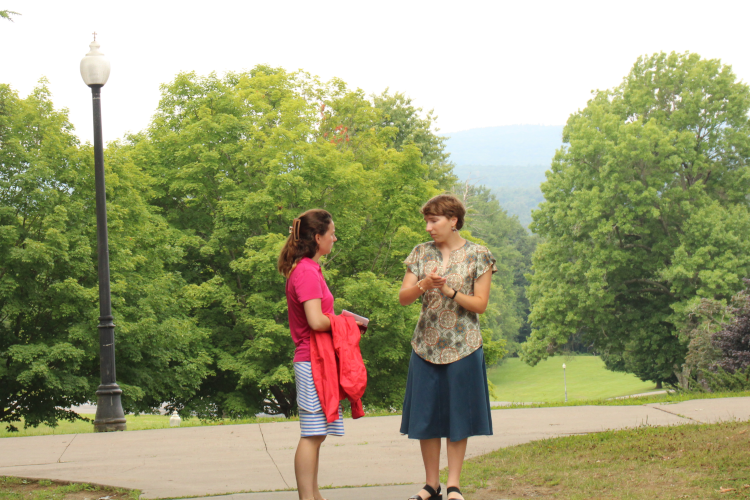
[400,347,493,441]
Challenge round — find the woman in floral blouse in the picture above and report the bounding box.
[398,194,497,500]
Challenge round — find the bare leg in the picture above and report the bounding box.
[313,440,325,500]
[446,437,468,499]
[415,438,441,499]
[295,435,326,500]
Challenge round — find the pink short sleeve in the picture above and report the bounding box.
[294,265,324,303]
[286,258,334,363]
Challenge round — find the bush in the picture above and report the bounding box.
[702,366,750,392]
[711,279,750,374]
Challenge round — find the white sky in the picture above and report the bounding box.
[2,0,749,144]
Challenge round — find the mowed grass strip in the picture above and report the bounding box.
[489,356,657,402]
[445,420,750,500]
[493,390,750,410]
[0,414,294,438]
[0,477,139,500]
[0,407,399,438]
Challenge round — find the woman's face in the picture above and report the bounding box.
[424,214,457,242]
[316,220,337,256]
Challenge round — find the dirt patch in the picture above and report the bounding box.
[470,484,563,499]
[0,477,138,500]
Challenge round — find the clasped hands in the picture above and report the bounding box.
[420,266,452,296]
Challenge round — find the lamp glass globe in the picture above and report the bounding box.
[80,40,111,86]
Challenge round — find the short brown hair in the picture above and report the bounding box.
[420,194,466,230]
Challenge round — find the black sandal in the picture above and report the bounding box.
[446,486,464,500]
[409,483,442,500]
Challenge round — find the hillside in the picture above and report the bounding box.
[444,124,564,166]
[488,356,657,402]
[443,125,564,226]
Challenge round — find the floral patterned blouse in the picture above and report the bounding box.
[404,240,498,364]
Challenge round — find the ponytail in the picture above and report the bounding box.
[277,209,332,278]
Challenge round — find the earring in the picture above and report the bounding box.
[452,226,457,232]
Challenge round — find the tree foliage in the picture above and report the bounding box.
[372,90,455,187]
[673,281,750,392]
[129,67,486,417]
[0,10,20,22]
[524,52,750,385]
[0,82,91,431]
[0,82,210,431]
[674,297,726,390]
[456,182,536,353]
[712,279,750,373]
[2,67,514,426]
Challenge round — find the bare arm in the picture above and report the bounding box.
[303,299,331,332]
[440,269,492,314]
[399,271,422,306]
[399,268,447,306]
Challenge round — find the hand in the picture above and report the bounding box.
[356,320,367,334]
[421,266,446,290]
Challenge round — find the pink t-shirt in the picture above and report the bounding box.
[286,257,334,362]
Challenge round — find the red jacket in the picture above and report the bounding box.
[310,313,367,423]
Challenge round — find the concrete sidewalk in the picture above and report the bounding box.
[1,398,748,499]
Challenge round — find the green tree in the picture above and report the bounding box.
[456,182,537,354]
[0,10,20,22]
[130,67,481,416]
[523,52,750,385]
[372,90,456,188]
[0,82,210,431]
[711,280,750,374]
[0,82,91,431]
[675,281,750,392]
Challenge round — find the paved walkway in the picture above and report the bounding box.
[1,398,748,499]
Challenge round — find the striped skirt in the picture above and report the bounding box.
[293,362,344,437]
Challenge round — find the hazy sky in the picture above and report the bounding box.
[3,1,749,144]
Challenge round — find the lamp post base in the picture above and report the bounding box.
[93,383,127,432]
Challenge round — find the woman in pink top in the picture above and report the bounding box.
[278,209,339,500]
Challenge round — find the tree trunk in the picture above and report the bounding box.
[673,364,691,391]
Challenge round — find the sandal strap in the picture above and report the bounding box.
[423,484,440,496]
[409,484,441,499]
[446,486,462,494]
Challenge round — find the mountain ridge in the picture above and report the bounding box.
[443,124,564,167]
[442,125,564,227]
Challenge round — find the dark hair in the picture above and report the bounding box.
[420,194,466,230]
[278,209,333,278]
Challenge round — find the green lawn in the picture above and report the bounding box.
[0,407,401,439]
[492,389,750,410]
[489,356,657,402]
[0,413,292,439]
[447,420,750,499]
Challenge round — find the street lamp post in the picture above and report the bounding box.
[80,35,126,432]
[562,363,568,403]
